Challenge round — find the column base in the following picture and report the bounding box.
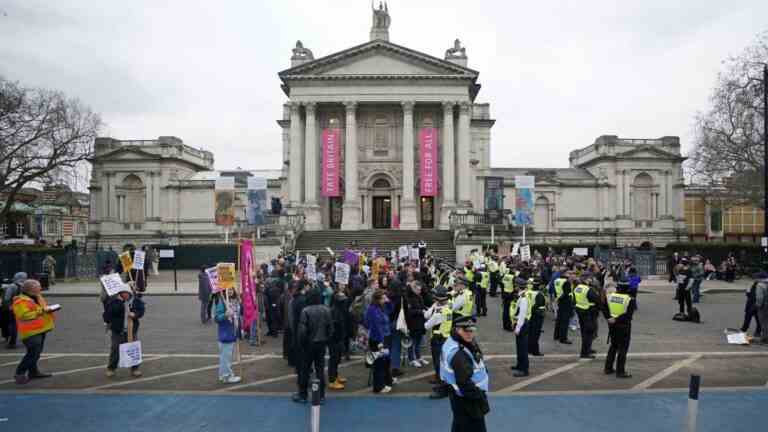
[439,201,456,230]
[303,204,322,231]
[341,202,361,231]
[399,200,419,230]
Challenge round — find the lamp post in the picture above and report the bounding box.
[762,65,767,268]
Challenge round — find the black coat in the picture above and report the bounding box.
[405,291,426,335]
[104,296,145,335]
[449,334,490,419]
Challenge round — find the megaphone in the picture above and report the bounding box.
[401,335,413,349]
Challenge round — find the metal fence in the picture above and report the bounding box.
[593,247,658,278]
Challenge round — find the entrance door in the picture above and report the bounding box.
[329,197,343,229]
[372,197,391,229]
[420,197,434,229]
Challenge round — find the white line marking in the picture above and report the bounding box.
[0,355,63,368]
[217,359,364,393]
[84,355,270,391]
[0,355,167,385]
[0,353,283,359]
[494,361,587,394]
[633,354,702,390]
[351,369,436,395]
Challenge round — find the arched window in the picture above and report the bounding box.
[372,178,391,189]
[633,173,653,220]
[534,196,550,231]
[122,174,146,224]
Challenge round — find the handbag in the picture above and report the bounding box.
[396,298,409,335]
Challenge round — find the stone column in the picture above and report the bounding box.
[288,102,303,207]
[439,101,456,229]
[303,103,321,230]
[457,101,472,206]
[399,101,419,230]
[153,171,161,219]
[341,102,361,230]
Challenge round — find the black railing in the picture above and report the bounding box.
[449,210,513,229]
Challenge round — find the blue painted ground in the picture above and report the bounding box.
[0,390,765,432]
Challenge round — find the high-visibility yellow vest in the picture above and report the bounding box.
[464,268,474,283]
[607,293,631,318]
[554,278,567,300]
[524,289,544,317]
[434,304,453,338]
[573,284,594,310]
[502,274,515,293]
[459,290,474,317]
[488,260,499,273]
[500,262,508,276]
[12,293,55,341]
[509,297,519,325]
[480,272,490,290]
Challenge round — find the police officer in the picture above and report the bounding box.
[452,274,475,318]
[510,277,531,377]
[488,256,500,297]
[477,265,490,316]
[573,275,600,359]
[425,287,453,398]
[441,315,490,432]
[526,278,546,356]
[603,279,635,378]
[500,269,516,331]
[553,269,574,344]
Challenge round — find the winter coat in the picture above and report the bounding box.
[364,303,391,344]
[198,272,212,301]
[214,300,237,343]
[405,290,426,335]
[104,296,145,335]
[297,304,333,345]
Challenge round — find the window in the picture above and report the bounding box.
[684,198,706,234]
[77,221,86,234]
[372,178,391,189]
[534,196,550,231]
[15,223,24,237]
[46,218,59,234]
[632,173,653,221]
[709,208,723,232]
[121,174,146,224]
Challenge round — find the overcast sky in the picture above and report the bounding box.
[2,0,766,175]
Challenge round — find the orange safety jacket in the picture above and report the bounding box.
[12,293,55,341]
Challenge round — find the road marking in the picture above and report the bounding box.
[0,355,64,368]
[0,355,167,385]
[494,361,587,394]
[84,355,270,391]
[633,354,702,390]
[217,359,364,393]
[0,352,282,359]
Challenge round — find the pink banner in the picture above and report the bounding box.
[419,127,439,196]
[321,128,341,197]
[240,240,257,330]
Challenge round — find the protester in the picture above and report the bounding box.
[104,283,145,378]
[328,286,349,390]
[198,266,213,324]
[405,280,427,368]
[43,254,57,285]
[741,273,764,337]
[364,290,394,393]
[754,272,768,344]
[690,256,704,303]
[675,260,693,317]
[13,279,56,385]
[214,287,242,384]
[2,272,28,349]
[441,315,490,432]
[293,288,333,403]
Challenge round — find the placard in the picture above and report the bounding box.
[306,255,317,280]
[217,263,236,290]
[762,237,768,248]
[246,177,268,225]
[205,266,220,293]
[410,248,420,261]
[118,340,143,368]
[101,273,127,296]
[335,262,350,285]
[132,250,146,270]
[118,252,133,272]
[159,249,175,258]
[573,248,588,257]
[520,245,531,261]
[511,242,520,256]
[398,246,409,260]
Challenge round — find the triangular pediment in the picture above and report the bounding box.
[279,40,478,79]
[99,147,158,161]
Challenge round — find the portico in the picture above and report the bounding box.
[278,4,489,231]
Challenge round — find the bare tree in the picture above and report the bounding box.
[688,31,767,210]
[0,76,101,220]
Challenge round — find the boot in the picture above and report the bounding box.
[328,380,345,390]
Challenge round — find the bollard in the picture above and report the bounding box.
[686,375,701,432]
[310,377,321,432]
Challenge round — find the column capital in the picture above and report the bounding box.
[401,101,415,112]
[344,101,358,111]
[304,102,317,113]
[289,101,301,113]
[442,101,457,110]
[458,101,471,113]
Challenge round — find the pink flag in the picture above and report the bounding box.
[419,127,439,196]
[240,240,257,330]
[321,128,341,197]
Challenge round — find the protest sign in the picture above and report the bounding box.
[217,263,236,290]
[520,245,531,261]
[159,249,174,258]
[306,255,317,280]
[398,246,409,260]
[390,250,396,260]
[335,262,350,285]
[511,242,520,256]
[118,341,143,368]
[118,252,133,272]
[132,250,146,270]
[205,266,220,293]
[573,247,588,257]
[410,247,419,261]
[100,273,126,296]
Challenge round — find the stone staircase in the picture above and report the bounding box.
[294,230,455,263]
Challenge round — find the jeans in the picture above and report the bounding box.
[16,333,46,376]
[7,313,17,346]
[677,286,692,315]
[200,299,211,323]
[390,331,402,369]
[691,279,702,303]
[407,332,424,362]
[369,338,393,392]
[108,332,139,371]
[249,320,258,345]
[218,341,235,378]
